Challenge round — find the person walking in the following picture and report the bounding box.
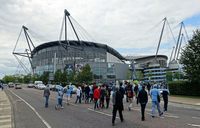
[93,86,100,110]
[112,86,124,126]
[105,85,111,108]
[100,85,106,108]
[127,83,134,111]
[66,86,71,105]
[75,86,81,104]
[146,82,151,95]
[56,88,64,109]
[43,85,50,108]
[150,85,163,117]
[137,86,148,121]
[89,85,94,103]
[162,88,169,112]
[85,84,90,104]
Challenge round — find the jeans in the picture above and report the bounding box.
[45,96,49,107]
[94,98,99,109]
[58,98,63,107]
[151,101,162,116]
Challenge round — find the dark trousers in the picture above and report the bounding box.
[85,93,89,103]
[45,96,49,107]
[100,97,105,108]
[112,105,123,124]
[106,98,110,108]
[90,94,93,102]
[75,96,81,103]
[163,99,168,111]
[58,98,63,106]
[140,103,146,120]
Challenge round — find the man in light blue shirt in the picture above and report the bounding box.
[150,84,163,117]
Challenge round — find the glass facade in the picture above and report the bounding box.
[32,41,128,82]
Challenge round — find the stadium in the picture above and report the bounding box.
[31,40,129,82]
[13,9,169,83]
[126,55,168,83]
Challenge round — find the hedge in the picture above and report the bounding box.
[168,81,200,96]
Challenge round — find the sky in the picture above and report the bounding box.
[0,0,200,78]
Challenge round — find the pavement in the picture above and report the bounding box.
[1,88,200,128]
[0,90,12,128]
[169,96,200,106]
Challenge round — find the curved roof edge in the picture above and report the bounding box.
[125,55,168,61]
[32,40,126,60]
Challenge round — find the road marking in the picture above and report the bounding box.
[0,107,10,110]
[164,115,179,118]
[0,119,10,123]
[192,117,200,120]
[0,124,12,128]
[188,124,200,127]
[146,112,179,119]
[9,90,52,128]
[88,108,119,119]
[0,115,11,119]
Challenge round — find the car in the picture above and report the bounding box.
[34,81,43,89]
[27,83,34,88]
[47,84,55,90]
[54,85,63,91]
[15,84,22,89]
[8,82,15,88]
[37,84,46,90]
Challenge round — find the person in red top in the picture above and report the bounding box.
[93,86,100,110]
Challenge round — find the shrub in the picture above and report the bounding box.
[168,81,200,96]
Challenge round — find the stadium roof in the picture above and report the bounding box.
[32,40,126,60]
[125,55,168,61]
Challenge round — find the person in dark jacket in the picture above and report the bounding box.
[112,86,124,126]
[43,85,50,108]
[137,86,148,121]
[119,82,125,99]
[162,88,169,111]
[105,85,111,108]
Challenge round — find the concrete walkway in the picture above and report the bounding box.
[169,95,200,106]
[0,90,12,128]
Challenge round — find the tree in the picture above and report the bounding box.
[166,71,173,82]
[2,75,15,83]
[180,29,200,83]
[76,64,93,84]
[39,71,49,84]
[54,69,62,84]
[24,74,32,83]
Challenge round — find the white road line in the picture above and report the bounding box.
[0,107,10,110]
[0,124,12,128]
[192,117,200,120]
[164,115,179,118]
[0,115,11,119]
[0,119,10,123]
[146,112,179,119]
[188,124,200,127]
[88,108,119,119]
[9,90,52,128]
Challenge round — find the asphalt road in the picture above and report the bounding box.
[5,87,200,128]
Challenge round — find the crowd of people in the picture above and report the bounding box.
[43,80,169,126]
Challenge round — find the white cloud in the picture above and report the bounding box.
[0,0,200,77]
